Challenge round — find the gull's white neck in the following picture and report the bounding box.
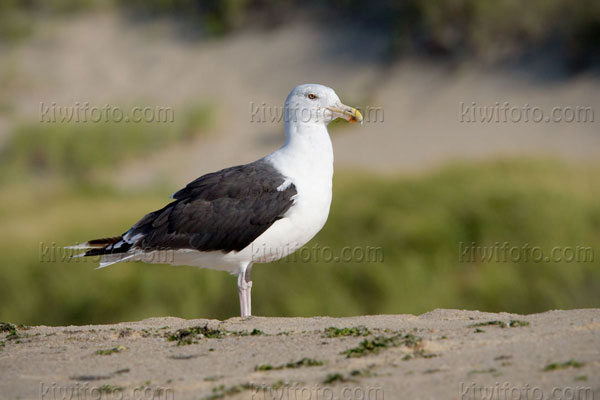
[266,120,334,182]
[257,118,334,263]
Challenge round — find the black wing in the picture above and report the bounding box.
[124,160,297,253]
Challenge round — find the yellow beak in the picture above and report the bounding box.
[327,104,363,124]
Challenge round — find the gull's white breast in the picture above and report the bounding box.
[234,123,334,264]
[133,123,335,272]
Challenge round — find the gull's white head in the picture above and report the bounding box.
[284,84,363,126]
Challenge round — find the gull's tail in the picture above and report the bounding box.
[66,236,134,268]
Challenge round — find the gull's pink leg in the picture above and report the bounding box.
[237,273,249,318]
[237,263,253,318]
[244,263,253,317]
[244,280,252,317]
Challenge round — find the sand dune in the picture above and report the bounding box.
[1,309,598,399]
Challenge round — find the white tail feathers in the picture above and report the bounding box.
[64,242,92,250]
[96,254,135,269]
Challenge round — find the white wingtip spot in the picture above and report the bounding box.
[122,233,143,244]
[277,179,293,192]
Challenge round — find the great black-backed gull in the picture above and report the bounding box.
[68,84,363,318]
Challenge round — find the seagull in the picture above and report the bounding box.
[68,84,363,318]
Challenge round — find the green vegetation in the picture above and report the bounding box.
[98,384,124,394]
[240,329,265,336]
[166,326,264,345]
[95,345,127,355]
[543,360,585,371]
[350,369,375,378]
[167,325,225,345]
[342,333,424,358]
[469,320,530,328]
[0,322,17,333]
[324,326,371,338]
[0,103,212,184]
[204,381,292,400]
[254,364,273,371]
[255,358,324,371]
[0,322,19,342]
[322,373,349,385]
[468,368,501,377]
[283,358,324,368]
[0,158,599,325]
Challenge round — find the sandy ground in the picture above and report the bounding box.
[1,309,598,400]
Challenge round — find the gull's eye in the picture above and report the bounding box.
[307,93,318,100]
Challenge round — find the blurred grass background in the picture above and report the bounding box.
[1,148,599,324]
[0,0,599,325]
